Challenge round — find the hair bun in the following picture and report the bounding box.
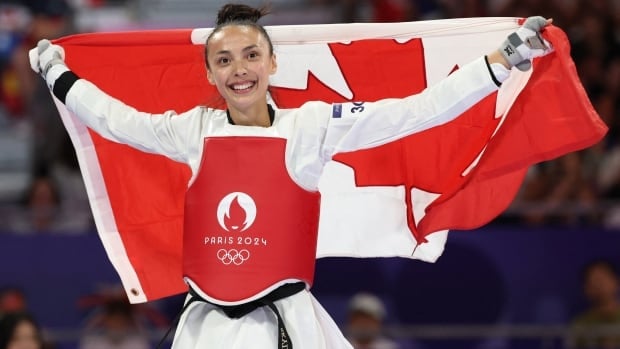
[216,4,269,26]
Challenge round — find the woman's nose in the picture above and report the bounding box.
[233,61,248,75]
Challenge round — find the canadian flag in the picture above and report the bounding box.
[51,18,606,303]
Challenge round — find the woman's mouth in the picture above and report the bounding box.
[229,81,256,94]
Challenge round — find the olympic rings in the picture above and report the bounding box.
[217,249,250,265]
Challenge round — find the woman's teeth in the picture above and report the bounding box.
[232,82,255,90]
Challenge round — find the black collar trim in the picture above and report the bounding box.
[226,104,275,126]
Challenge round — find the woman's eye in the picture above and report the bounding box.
[217,57,230,65]
[248,52,259,59]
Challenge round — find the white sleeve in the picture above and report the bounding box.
[64,79,207,164]
[321,56,501,156]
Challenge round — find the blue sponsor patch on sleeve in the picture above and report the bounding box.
[332,103,342,118]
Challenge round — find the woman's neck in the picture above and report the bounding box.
[227,103,271,127]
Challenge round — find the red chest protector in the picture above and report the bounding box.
[183,136,321,303]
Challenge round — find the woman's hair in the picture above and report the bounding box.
[0,313,42,349]
[204,3,274,68]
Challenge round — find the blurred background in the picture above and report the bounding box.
[0,0,619,348]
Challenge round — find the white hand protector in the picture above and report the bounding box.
[500,16,552,71]
[28,39,66,81]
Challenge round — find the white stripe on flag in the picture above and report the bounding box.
[53,95,148,304]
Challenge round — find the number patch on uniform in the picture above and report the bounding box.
[350,101,365,113]
[332,102,366,118]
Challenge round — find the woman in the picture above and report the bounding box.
[29,4,551,349]
[0,313,43,349]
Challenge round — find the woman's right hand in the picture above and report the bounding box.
[29,39,66,81]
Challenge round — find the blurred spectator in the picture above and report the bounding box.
[3,168,92,234]
[0,312,43,349]
[11,0,81,177]
[508,152,599,226]
[79,300,151,349]
[78,285,171,349]
[505,0,620,227]
[2,0,73,120]
[0,0,93,234]
[494,0,568,22]
[345,292,400,349]
[568,0,620,229]
[18,172,61,232]
[337,0,489,23]
[586,93,620,229]
[0,3,31,119]
[0,288,27,317]
[423,0,488,19]
[569,260,620,349]
[339,0,422,23]
[569,0,620,94]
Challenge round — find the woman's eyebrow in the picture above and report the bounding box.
[215,45,259,55]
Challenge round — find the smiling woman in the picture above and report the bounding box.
[28,2,555,349]
[204,5,277,126]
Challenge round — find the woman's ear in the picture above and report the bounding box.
[270,54,277,75]
[206,68,215,85]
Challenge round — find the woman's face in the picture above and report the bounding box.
[7,321,41,349]
[206,25,276,119]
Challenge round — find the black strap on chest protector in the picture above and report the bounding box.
[157,282,305,349]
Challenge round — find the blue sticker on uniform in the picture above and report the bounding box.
[332,104,342,118]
